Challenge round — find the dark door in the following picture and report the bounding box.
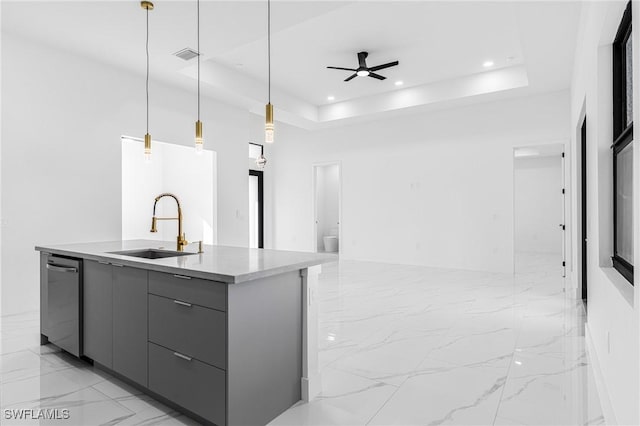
[249,170,264,248]
[581,117,588,304]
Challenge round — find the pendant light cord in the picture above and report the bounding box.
[197,0,200,121]
[146,7,150,134]
[268,0,271,103]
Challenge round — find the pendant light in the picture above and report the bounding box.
[194,0,204,154]
[141,1,154,161]
[265,0,274,144]
[256,153,267,169]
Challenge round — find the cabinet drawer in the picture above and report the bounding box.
[149,294,226,369]
[148,271,227,312]
[149,342,226,426]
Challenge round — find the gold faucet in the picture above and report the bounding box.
[150,193,188,252]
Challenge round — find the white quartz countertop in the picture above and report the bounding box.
[35,240,337,284]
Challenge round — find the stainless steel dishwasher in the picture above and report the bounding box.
[46,255,82,357]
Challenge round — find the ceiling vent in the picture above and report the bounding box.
[173,48,199,61]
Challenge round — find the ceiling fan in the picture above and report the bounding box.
[327,51,399,82]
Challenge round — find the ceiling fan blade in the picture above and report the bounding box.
[369,61,399,72]
[344,73,358,82]
[368,72,386,80]
[357,51,368,68]
[327,66,357,71]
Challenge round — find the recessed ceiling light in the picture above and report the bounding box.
[327,95,335,101]
[395,81,404,86]
[483,60,494,68]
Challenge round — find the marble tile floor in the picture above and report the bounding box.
[1,254,605,425]
[270,254,605,426]
[0,325,200,425]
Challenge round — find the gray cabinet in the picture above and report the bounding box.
[83,260,113,368]
[37,245,311,426]
[147,270,303,426]
[80,261,304,426]
[148,271,226,311]
[148,273,228,425]
[149,342,226,426]
[84,260,148,386]
[148,294,226,369]
[113,266,148,387]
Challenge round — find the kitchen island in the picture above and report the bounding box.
[36,240,335,426]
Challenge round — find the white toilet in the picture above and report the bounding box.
[323,227,339,252]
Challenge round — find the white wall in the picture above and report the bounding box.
[1,32,261,315]
[272,91,570,274]
[514,155,563,254]
[315,164,339,252]
[0,2,4,318]
[122,139,216,246]
[569,1,639,423]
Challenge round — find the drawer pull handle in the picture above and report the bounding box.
[173,352,192,361]
[112,263,124,268]
[46,264,77,273]
[173,300,192,307]
[173,274,192,280]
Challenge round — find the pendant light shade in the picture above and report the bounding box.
[256,153,267,169]
[194,0,204,153]
[144,133,152,161]
[265,103,274,144]
[265,0,274,144]
[141,1,154,161]
[195,120,203,153]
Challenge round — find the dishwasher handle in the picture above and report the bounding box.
[46,264,78,273]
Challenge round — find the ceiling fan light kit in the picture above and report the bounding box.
[327,51,399,82]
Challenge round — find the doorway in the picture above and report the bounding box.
[513,144,565,275]
[313,163,341,253]
[580,117,588,304]
[249,170,264,249]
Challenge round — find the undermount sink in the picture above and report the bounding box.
[108,249,196,259]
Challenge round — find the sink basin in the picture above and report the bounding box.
[108,249,196,259]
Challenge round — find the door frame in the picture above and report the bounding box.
[512,142,567,275]
[311,161,342,254]
[249,169,264,249]
[580,116,588,304]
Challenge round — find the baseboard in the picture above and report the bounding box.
[585,323,618,425]
[301,373,321,402]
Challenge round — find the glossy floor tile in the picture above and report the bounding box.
[1,254,604,425]
[0,312,196,425]
[272,253,605,426]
